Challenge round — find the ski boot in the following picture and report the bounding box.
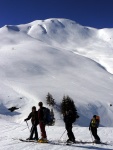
[93,139,101,144]
[38,138,48,143]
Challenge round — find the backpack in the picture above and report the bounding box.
[95,115,100,127]
[42,107,55,126]
[68,110,79,123]
[91,115,100,128]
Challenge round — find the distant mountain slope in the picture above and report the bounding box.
[0,18,113,127]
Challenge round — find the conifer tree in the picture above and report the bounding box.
[61,95,79,121]
[46,93,55,106]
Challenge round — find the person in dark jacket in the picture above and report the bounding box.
[63,110,75,143]
[38,102,47,143]
[24,106,39,140]
[89,115,100,143]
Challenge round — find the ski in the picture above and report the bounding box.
[19,138,71,146]
[19,139,64,145]
[14,138,111,146]
[19,139,50,144]
[66,140,110,145]
[19,139,38,143]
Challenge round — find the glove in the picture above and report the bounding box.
[24,119,27,122]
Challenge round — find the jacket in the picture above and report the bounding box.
[25,111,39,125]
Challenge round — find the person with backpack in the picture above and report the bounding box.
[63,110,76,143]
[24,106,39,140]
[89,115,100,143]
[38,102,47,143]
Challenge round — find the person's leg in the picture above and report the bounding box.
[94,128,100,141]
[66,123,75,142]
[65,123,70,140]
[39,122,47,139]
[34,126,38,140]
[91,127,96,140]
[68,124,75,142]
[29,125,35,140]
[91,127,100,141]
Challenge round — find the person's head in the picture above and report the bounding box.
[32,106,36,112]
[93,115,96,119]
[38,102,43,108]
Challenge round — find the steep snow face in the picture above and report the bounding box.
[27,19,113,74]
[0,18,113,127]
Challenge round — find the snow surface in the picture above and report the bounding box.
[0,18,113,149]
[0,119,113,150]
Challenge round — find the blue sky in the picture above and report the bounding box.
[0,0,113,28]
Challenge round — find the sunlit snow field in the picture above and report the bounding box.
[0,18,113,149]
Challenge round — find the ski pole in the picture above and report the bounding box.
[26,121,30,132]
[90,130,94,145]
[59,130,66,141]
[65,132,68,141]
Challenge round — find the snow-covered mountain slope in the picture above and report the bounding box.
[0,18,113,127]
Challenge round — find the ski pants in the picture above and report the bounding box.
[30,125,38,139]
[65,123,75,141]
[91,127,100,141]
[39,122,47,139]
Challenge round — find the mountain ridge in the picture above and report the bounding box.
[1,18,113,74]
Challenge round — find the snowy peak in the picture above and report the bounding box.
[4,18,112,74]
[27,18,97,42]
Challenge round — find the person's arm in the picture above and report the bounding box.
[96,120,99,128]
[38,109,41,121]
[63,115,66,122]
[24,112,32,121]
[89,120,91,130]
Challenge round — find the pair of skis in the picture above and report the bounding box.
[19,139,109,146]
